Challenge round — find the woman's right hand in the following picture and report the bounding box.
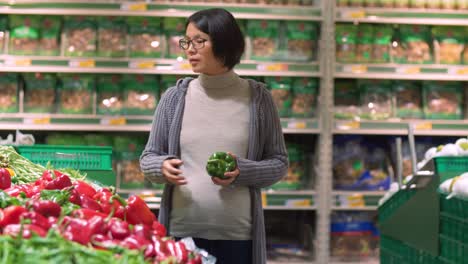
[162,159,187,185]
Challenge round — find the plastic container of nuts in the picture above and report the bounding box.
[164,17,186,59]
[247,20,279,61]
[58,74,94,114]
[432,26,464,65]
[123,74,159,115]
[0,16,6,53]
[97,17,127,57]
[291,78,318,118]
[38,16,61,56]
[371,25,393,63]
[0,73,19,113]
[393,80,424,119]
[23,73,57,113]
[286,22,318,62]
[63,16,97,57]
[265,76,293,117]
[9,15,41,55]
[335,24,357,63]
[97,75,123,115]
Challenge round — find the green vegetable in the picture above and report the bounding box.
[206,152,237,179]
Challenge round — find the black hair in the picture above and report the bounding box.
[186,8,245,69]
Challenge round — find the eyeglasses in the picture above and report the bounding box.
[179,37,208,50]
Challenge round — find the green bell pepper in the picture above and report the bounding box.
[206,152,237,179]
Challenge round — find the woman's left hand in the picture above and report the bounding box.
[212,152,240,186]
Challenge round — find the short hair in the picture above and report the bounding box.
[186,8,245,70]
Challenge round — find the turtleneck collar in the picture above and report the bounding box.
[198,70,240,90]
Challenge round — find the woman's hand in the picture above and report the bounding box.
[212,152,240,186]
[162,159,187,185]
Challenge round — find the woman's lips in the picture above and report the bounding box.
[189,59,199,64]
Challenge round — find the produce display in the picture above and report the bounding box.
[206,152,237,179]
[0,146,208,264]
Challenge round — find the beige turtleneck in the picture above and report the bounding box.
[170,70,252,240]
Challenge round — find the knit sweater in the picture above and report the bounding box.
[140,77,288,264]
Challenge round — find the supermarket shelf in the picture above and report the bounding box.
[336,7,468,26]
[0,1,322,21]
[264,206,316,210]
[334,119,468,136]
[0,56,320,77]
[335,63,468,81]
[281,118,320,134]
[332,190,385,210]
[263,189,315,210]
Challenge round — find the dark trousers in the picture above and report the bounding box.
[177,237,253,264]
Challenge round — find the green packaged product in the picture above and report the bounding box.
[0,16,7,53]
[365,0,380,6]
[128,17,163,58]
[63,16,97,57]
[422,81,463,119]
[113,135,146,153]
[39,16,61,56]
[379,0,394,7]
[271,143,305,190]
[396,25,432,64]
[334,79,360,119]
[441,0,457,8]
[58,74,94,114]
[286,22,318,62]
[9,16,40,55]
[265,76,293,117]
[23,73,56,113]
[356,24,374,63]
[0,73,18,113]
[206,152,237,179]
[432,26,464,64]
[426,0,440,8]
[393,81,423,119]
[46,133,85,145]
[122,75,158,115]
[291,78,318,118]
[349,0,365,6]
[164,17,185,59]
[84,134,113,147]
[372,25,393,63]
[410,0,426,8]
[359,80,393,120]
[336,24,357,63]
[118,151,152,189]
[97,17,127,57]
[456,0,468,9]
[247,20,279,61]
[394,0,409,7]
[160,75,183,97]
[97,75,123,115]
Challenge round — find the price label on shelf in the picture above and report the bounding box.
[285,199,311,207]
[336,120,360,130]
[121,3,147,11]
[415,122,432,130]
[69,59,95,68]
[24,117,51,125]
[343,64,367,74]
[129,61,155,69]
[5,58,32,66]
[287,121,307,129]
[338,194,365,208]
[448,67,468,75]
[100,117,127,126]
[257,63,288,72]
[261,192,267,207]
[172,62,191,70]
[396,66,420,74]
[340,10,366,19]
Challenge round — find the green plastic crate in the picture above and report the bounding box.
[439,235,468,264]
[440,213,468,244]
[380,235,440,264]
[379,189,416,223]
[434,157,468,183]
[440,193,468,219]
[17,145,113,171]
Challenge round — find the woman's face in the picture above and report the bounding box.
[183,23,228,75]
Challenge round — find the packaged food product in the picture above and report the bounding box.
[359,80,393,120]
[271,142,306,190]
[336,24,357,63]
[119,152,147,189]
[422,81,463,119]
[365,0,380,7]
[396,25,432,64]
[164,18,186,59]
[267,0,284,4]
[160,75,182,97]
[265,76,292,117]
[464,46,468,64]
[46,133,85,145]
[456,0,468,9]
[371,25,393,63]
[127,17,164,58]
[286,22,317,62]
[441,0,457,8]
[9,15,40,55]
[301,0,314,5]
[336,0,349,6]
[58,74,94,114]
[123,74,158,115]
[248,20,279,61]
[0,73,18,113]
[84,134,113,147]
[379,0,394,7]
[0,16,6,53]
[97,75,123,115]
[223,0,238,2]
[426,0,441,8]
[39,16,61,56]
[285,0,301,6]
[393,81,423,119]
[291,78,318,118]
[23,73,56,113]
[349,0,365,6]
[394,0,409,7]
[63,16,97,57]
[97,17,127,57]
[410,0,426,7]
[356,24,374,63]
[334,79,360,119]
[432,26,464,64]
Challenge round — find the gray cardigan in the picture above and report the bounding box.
[140,77,288,264]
